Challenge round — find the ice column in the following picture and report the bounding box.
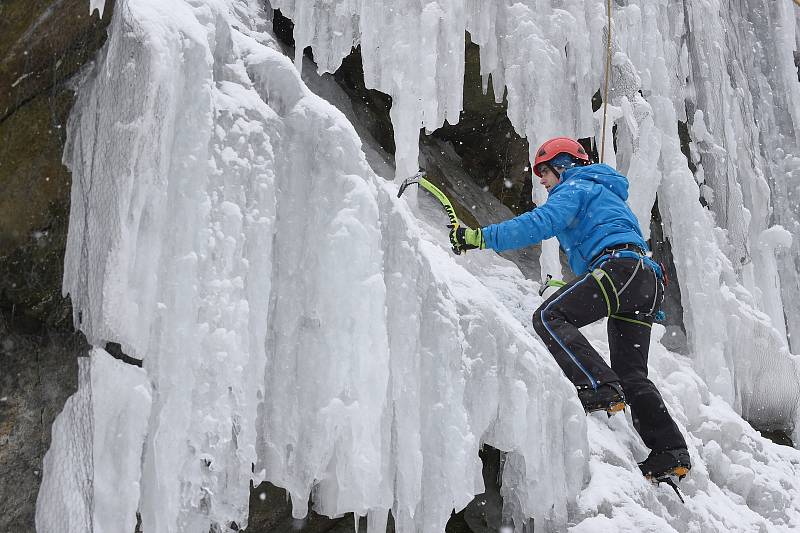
[681,0,798,345]
[62,1,274,530]
[608,1,800,430]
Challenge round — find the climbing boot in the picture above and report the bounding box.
[577,382,626,415]
[638,448,692,480]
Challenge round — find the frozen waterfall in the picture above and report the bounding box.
[44,1,585,531]
[36,0,800,532]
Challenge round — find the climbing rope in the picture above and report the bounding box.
[600,0,612,163]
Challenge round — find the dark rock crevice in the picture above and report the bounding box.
[246,446,508,532]
[430,34,532,216]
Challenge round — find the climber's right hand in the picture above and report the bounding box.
[449,225,485,255]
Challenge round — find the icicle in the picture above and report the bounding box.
[89,0,105,17]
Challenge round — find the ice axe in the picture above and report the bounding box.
[397,172,465,255]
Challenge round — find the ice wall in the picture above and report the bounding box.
[35,0,800,530]
[50,0,587,531]
[271,0,800,433]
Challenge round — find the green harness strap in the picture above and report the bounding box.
[610,314,652,328]
[590,267,653,328]
[591,268,620,316]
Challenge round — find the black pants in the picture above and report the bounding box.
[532,257,686,452]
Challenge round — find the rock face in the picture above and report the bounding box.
[0,2,113,327]
[0,326,89,531]
[0,1,112,530]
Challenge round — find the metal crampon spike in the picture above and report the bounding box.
[657,476,686,504]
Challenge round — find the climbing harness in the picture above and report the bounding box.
[616,257,642,296]
[586,248,666,322]
[588,249,662,279]
[591,264,618,316]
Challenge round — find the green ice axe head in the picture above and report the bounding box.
[397,171,464,255]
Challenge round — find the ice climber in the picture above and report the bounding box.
[449,137,691,482]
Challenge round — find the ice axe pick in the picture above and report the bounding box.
[397,172,465,255]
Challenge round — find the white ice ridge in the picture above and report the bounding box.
[55,1,586,531]
[271,0,800,438]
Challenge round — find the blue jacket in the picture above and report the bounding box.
[482,164,648,274]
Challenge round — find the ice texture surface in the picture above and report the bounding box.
[36,349,151,533]
[36,0,800,531]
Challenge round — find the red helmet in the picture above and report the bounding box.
[533,137,590,177]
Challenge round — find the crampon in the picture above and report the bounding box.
[639,449,691,503]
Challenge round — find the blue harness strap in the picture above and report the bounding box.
[588,250,663,280]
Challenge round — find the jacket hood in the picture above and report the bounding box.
[549,163,629,201]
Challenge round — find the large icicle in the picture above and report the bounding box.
[270,0,467,180]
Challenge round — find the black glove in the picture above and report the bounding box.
[449,225,485,255]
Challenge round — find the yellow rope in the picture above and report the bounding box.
[600,0,612,164]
